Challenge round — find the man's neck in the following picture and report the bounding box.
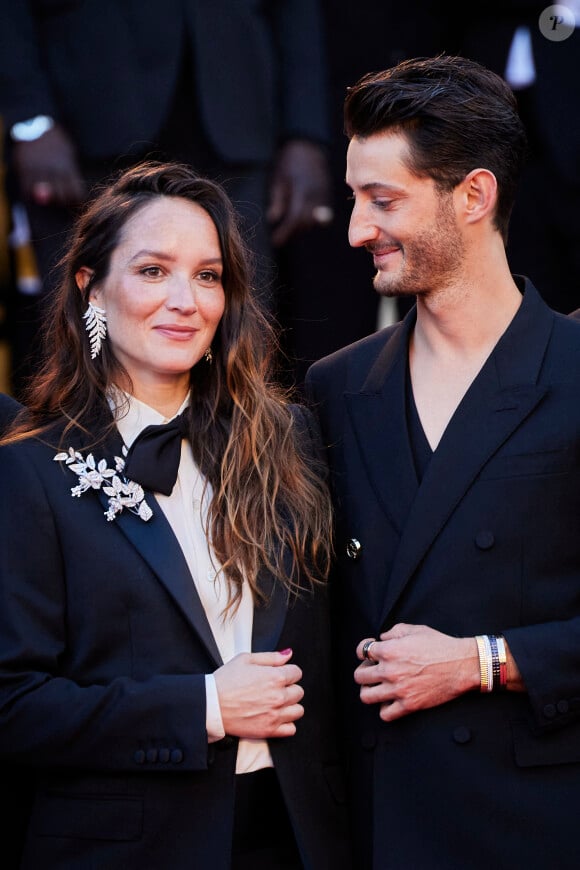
[408,274,523,451]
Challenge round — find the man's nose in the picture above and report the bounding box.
[348,203,378,248]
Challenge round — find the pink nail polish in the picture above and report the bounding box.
[279,648,292,655]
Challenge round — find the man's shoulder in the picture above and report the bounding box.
[307,323,400,383]
[553,307,580,345]
[546,308,580,371]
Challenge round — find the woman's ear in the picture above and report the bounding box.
[75,267,95,295]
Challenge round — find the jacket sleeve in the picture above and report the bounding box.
[0,1,57,125]
[269,0,331,145]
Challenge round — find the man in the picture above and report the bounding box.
[306,55,580,868]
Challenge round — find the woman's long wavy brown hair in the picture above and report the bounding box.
[6,161,333,610]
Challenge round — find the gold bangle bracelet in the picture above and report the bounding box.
[475,635,493,693]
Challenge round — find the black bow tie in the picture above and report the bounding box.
[123,409,190,496]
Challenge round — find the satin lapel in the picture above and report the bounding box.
[251,566,290,653]
[93,430,222,666]
[379,282,554,624]
[345,310,419,534]
[111,501,223,665]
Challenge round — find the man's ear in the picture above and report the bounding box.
[75,266,95,295]
[460,168,498,225]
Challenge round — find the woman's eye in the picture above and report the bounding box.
[198,270,221,283]
[140,266,163,278]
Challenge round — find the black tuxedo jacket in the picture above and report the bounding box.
[0,405,350,869]
[306,279,580,868]
[1,0,329,162]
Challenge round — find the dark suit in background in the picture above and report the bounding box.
[307,280,580,867]
[0,0,331,396]
[451,1,580,314]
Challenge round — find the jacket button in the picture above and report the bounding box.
[543,704,557,719]
[146,748,158,763]
[452,726,472,744]
[475,530,495,550]
[134,750,146,764]
[170,748,184,764]
[557,700,570,714]
[158,748,170,763]
[346,538,362,560]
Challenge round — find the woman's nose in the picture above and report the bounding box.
[166,276,198,312]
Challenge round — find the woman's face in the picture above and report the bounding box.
[81,196,225,406]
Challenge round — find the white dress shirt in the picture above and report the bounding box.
[112,392,273,774]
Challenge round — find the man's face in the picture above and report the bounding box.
[346,131,464,298]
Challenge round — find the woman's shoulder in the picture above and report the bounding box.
[0,415,112,482]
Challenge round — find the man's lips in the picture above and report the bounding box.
[371,247,399,267]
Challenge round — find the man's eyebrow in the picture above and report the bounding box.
[345,181,405,196]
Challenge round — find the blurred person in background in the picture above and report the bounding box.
[0,0,333,399]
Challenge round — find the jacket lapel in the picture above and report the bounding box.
[92,427,223,666]
[345,310,419,535]
[112,501,223,665]
[379,282,553,624]
[251,567,290,653]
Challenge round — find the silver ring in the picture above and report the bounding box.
[311,205,334,225]
[362,639,376,661]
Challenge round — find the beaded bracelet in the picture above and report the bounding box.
[495,634,508,689]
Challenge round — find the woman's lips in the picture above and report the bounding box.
[154,325,198,340]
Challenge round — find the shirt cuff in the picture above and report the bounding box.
[205,673,226,743]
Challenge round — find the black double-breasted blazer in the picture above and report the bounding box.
[0,405,350,869]
[306,279,580,868]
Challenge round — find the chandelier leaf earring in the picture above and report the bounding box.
[204,346,213,364]
[83,300,107,359]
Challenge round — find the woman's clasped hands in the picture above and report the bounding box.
[214,648,304,738]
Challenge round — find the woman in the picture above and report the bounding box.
[0,161,350,869]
